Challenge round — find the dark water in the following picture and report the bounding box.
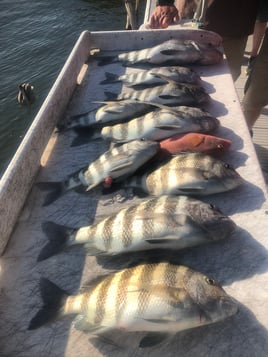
[0,0,145,177]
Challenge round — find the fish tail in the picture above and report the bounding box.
[37,221,74,261]
[96,55,117,66]
[70,127,102,147]
[104,91,118,101]
[36,182,66,206]
[28,278,68,330]
[100,72,119,84]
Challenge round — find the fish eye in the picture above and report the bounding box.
[224,163,230,169]
[205,277,216,285]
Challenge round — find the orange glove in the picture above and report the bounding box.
[149,5,180,29]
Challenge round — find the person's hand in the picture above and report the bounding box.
[149,5,180,29]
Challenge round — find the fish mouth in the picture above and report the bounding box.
[219,296,238,317]
[223,175,244,191]
[204,216,237,241]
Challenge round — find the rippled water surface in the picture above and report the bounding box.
[0,0,145,176]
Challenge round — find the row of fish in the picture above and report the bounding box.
[38,147,239,206]
[71,105,219,145]
[32,37,240,346]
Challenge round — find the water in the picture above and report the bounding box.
[0,0,145,177]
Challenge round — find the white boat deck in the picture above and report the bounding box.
[0,27,268,357]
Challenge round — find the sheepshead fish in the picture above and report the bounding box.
[59,100,155,131]
[97,39,223,66]
[37,140,159,206]
[28,262,238,348]
[105,82,210,107]
[98,106,219,144]
[117,152,243,197]
[158,132,232,159]
[100,66,201,88]
[38,195,236,261]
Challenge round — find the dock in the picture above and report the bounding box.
[235,35,268,181]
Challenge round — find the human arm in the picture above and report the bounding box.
[149,0,180,29]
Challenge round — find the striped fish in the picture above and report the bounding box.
[105,82,210,106]
[100,66,201,88]
[38,195,236,261]
[28,262,238,348]
[97,39,223,66]
[37,140,159,206]
[118,152,243,197]
[58,100,156,131]
[100,106,219,143]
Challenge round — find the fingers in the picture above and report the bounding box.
[148,6,179,29]
[149,14,158,29]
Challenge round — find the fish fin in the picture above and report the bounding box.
[104,91,118,100]
[91,100,120,105]
[139,332,170,348]
[28,278,68,330]
[177,187,205,194]
[160,49,182,56]
[150,73,176,84]
[37,221,75,261]
[145,238,179,245]
[83,237,107,256]
[158,95,178,100]
[105,109,125,115]
[73,315,102,333]
[90,332,125,351]
[108,155,134,174]
[155,125,182,131]
[100,72,119,84]
[36,182,65,206]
